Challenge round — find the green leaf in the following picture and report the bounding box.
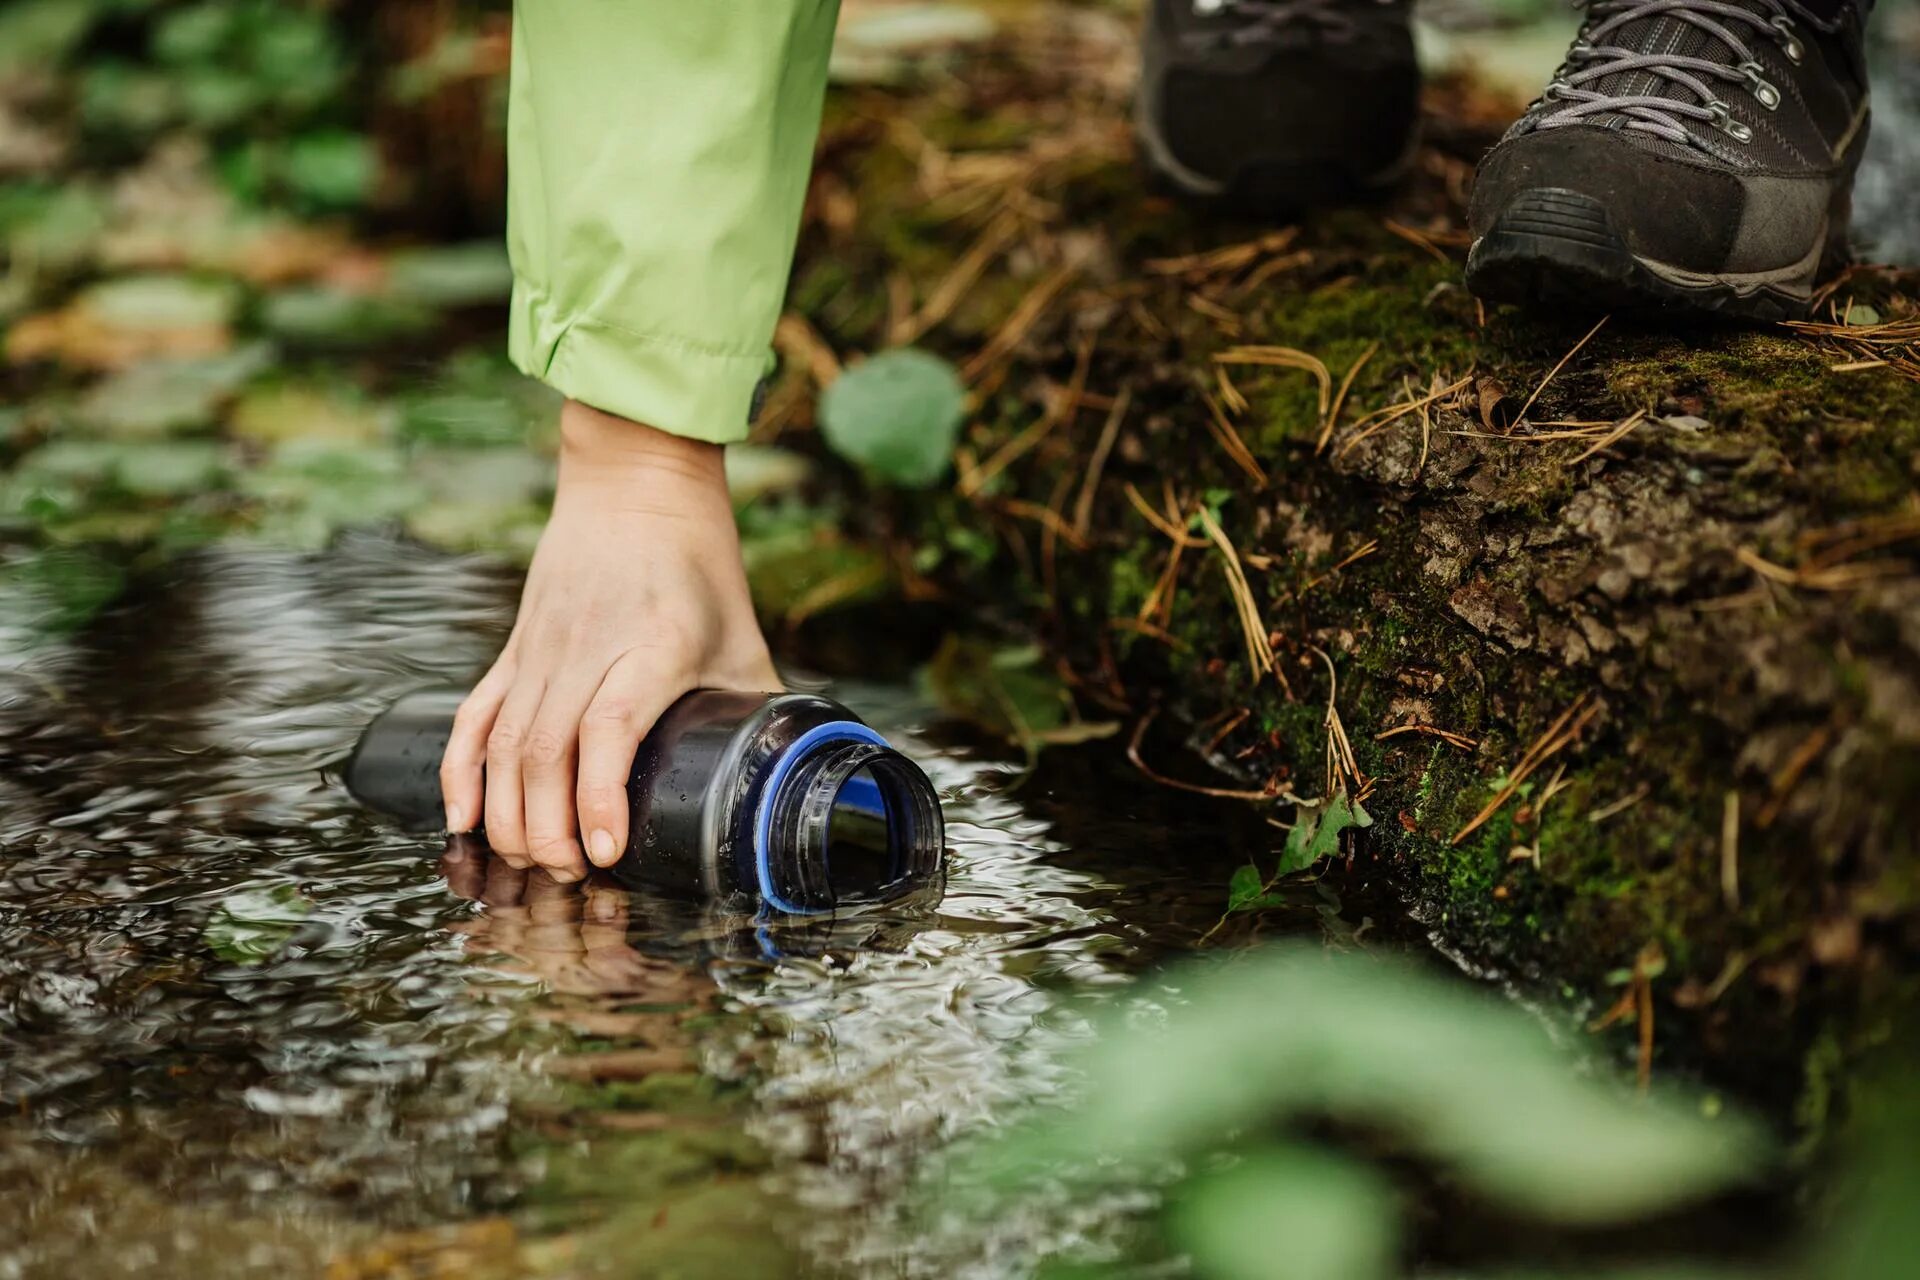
[966,944,1767,1226]
[818,348,965,488]
[203,885,311,965]
[77,273,240,335]
[73,343,272,438]
[283,131,377,210]
[1169,1148,1396,1280]
[1227,865,1265,911]
[0,183,107,273]
[111,440,228,497]
[258,287,435,346]
[1277,791,1373,878]
[78,63,182,135]
[152,2,236,65]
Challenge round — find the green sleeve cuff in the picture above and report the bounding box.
[509,283,765,446]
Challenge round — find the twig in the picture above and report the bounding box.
[1128,707,1280,802]
[1374,723,1477,751]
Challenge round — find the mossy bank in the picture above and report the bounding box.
[775,14,1920,1117]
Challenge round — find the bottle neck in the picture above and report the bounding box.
[761,739,943,914]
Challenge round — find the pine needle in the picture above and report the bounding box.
[1514,314,1610,425]
[1196,505,1277,687]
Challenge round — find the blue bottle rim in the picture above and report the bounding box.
[752,719,890,916]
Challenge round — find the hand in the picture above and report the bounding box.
[438,400,779,882]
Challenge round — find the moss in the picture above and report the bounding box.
[791,40,1920,1126]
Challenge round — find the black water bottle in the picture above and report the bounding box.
[344,688,945,914]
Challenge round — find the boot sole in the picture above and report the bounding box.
[1464,187,1833,323]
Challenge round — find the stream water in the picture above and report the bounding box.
[0,535,1366,1279]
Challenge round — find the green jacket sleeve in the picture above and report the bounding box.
[505,2,841,444]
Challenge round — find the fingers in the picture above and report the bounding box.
[484,675,546,868]
[576,648,682,869]
[519,674,604,883]
[440,658,514,834]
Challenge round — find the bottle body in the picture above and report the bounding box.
[345,688,944,914]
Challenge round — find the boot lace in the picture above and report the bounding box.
[1528,0,1846,149]
[1181,0,1401,53]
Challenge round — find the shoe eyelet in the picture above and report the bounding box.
[1739,60,1781,110]
[1707,99,1753,143]
[1770,16,1803,63]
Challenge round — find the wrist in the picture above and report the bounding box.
[557,400,727,494]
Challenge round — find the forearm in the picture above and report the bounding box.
[505,1,842,443]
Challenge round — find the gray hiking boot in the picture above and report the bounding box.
[1136,0,1422,214]
[1465,0,1873,321]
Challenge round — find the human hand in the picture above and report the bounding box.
[438,400,779,882]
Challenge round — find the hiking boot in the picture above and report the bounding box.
[1137,0,1422,213]
[1465,0,1872,321]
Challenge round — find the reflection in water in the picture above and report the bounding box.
[0,535,1319,1278]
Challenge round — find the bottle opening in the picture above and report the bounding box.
[823,764,894,900]
[761,738,943,914]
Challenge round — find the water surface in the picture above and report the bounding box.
[0,535,1351,1278]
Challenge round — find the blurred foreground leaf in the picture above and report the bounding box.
[964,944,1765,1227]
[1170,1150,1396,1280]
[818,347,964,488]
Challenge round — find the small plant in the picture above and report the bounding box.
[942,943,1771,1279]
[817,347,966,488]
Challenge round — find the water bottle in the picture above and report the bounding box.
[344,688,945,914]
